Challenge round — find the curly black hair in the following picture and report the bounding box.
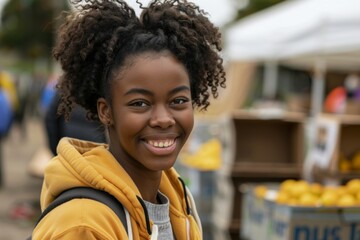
[53,0,226,120]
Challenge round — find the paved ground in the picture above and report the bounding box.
[0,117,45,240]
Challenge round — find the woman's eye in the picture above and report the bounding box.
[129,101,148,107]
[172,98,189,105]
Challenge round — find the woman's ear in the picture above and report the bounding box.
[97,97,112,126]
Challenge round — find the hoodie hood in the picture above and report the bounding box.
[40,137,199,239]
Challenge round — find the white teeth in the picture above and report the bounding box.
[148,139,174,148]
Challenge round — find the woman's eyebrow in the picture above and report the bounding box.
[124,88,153,96]
[169,85,190,95]
[124,85,190,96]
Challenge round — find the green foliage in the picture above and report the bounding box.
[235,0,286,21]
[0,0,68,61]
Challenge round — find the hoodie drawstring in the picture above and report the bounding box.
[178,177,191,215]
[136,196,152,235]
[179,176,203,240]
[150,224,158,240]
[136,177,193,239]
[136,196,159,239]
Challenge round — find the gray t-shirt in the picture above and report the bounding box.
[144,192,174,240]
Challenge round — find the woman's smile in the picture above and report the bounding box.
[143,138,178,156]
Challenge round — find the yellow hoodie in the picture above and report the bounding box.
[32,138,202,240]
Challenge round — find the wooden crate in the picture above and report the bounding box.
[232,109,305,168]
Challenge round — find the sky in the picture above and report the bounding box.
[0,0,7,18]
[0,0,239,28]
[126,0,239,26]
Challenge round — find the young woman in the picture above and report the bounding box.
[32,0,226,239]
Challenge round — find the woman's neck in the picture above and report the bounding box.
[133,171,162,204]
[108,144,162,203]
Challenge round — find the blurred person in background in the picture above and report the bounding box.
[0,68,18,137]
[27,75,107,177]
[9,73,107,223]
[0,68,17,187]
[11,73,34,140]
[39,73,58,116]
[26,72,47,118]
[0,87,13,138]
[44,89,107,156]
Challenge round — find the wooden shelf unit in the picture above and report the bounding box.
[228,109,305,240]
[311,113,360,183]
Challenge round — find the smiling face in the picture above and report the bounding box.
[98,51,194,176]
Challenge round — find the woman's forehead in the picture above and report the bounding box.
[111,50,187,81]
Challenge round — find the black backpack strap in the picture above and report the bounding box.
[29,187,127,240]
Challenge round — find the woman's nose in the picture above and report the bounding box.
[149,105,175,129]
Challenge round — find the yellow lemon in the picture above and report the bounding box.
[355,192,360,205]
[346,179,360,195]
[351,152,360,170]
[309,183,323,196]
[319,191,338,206]
[336,186,349,196]
[337,194,356,207]
[254,185,268,198]
[298,193,319,206]
[279,179,297,194]
[275,191,290,205]
[339,158,352,172]
[288,180,310,198]
[179,138,222,170]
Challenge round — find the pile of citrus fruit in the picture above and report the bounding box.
[339,151,360,172]
[179,138,222,171]
[253,179,360,207]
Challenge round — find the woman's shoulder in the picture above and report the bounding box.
[33,198,127,239]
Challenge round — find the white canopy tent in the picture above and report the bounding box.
[224,0,360,115]
[225,0,360,70]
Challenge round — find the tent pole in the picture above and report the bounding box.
[311,59,326,116]
[263,60,278,100]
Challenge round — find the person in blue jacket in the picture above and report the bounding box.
[0,88,13,137]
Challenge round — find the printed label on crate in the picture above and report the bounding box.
[241,191,274,239]
[293,223,360,240]
[271,205,360,240]
[272,221,360,240]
